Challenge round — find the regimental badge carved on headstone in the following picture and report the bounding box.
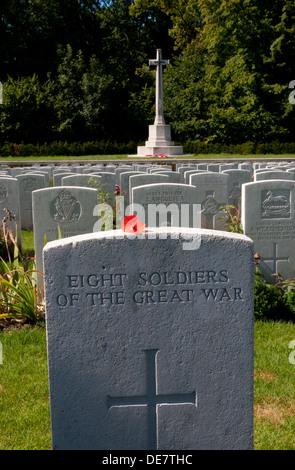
[0,183,8,202]
[201,195,219,215]
[51,189,82,223]
[261,189,290,219]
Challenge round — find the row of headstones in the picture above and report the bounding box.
[1,160,295,286]
[2,159,295,235]
[0,163,121,234]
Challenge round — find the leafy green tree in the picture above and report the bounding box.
[139,0,295,144]
[130,0,201,51]
[47,45,115,142]
[0,75,55,144]
[0,0,103,80]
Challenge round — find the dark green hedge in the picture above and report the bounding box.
[1,140,295,157]
[183,140,295,155]
[0,141,138,157]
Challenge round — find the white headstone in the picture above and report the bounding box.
[131,183,200,228]
[33,187,98,294]
[0,177,22,246]
[44,227,254,450]
[242,179,295,282]
[119,171,145,210]
[129,174,169,206]
[53,172,73,186]
[16,173,46,230]
[156,171,181,183]
[222,169,252,206]
[254,170,295,182]
[189,172,229,230]
[61,174,102,189]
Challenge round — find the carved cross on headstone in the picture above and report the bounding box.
[149,49,169,125]
[261,242,289,275]
[107,349,197,450]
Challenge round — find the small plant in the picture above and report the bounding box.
[0,258,43,323]
[88,177,124,230]
[0,208,21,263]
[218,204,243,233]
[88,177,112,206]
[254,267,295,321]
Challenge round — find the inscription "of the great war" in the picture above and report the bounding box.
[55,269,245,308]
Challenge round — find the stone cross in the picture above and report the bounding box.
[149,49,169,125]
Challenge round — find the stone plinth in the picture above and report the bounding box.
[136,124,183,156]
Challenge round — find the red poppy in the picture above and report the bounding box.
[121,215,146,233]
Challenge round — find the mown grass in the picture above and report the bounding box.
[0,319,295,449]
[254,320,295,450]
[21,229,35,258]
[1,153,295,162]
[0,325,51,450]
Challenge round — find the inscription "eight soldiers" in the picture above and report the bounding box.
[56,269,244,307]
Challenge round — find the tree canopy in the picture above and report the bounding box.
[0,0,295,146]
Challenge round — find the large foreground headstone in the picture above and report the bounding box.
[44,228,254,450]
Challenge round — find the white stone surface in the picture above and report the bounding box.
[44,228,254,450]
[242,179,295,282]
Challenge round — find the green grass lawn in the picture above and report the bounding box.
[0,319,295,450]
[21,229,35,258]
[0,325,51,450]
[254,320,295,450]
[1,153,295,162]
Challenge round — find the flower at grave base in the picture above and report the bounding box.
[144,154,167,158]
[114,184,120,195]
[121,215,146,233]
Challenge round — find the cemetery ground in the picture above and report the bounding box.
[1,153,295,162]
[0,231,294,450]
[1,156,295,450]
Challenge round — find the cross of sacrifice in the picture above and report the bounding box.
[107,349,197,450]
[261,242,289,274]
[149,49,169,125]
